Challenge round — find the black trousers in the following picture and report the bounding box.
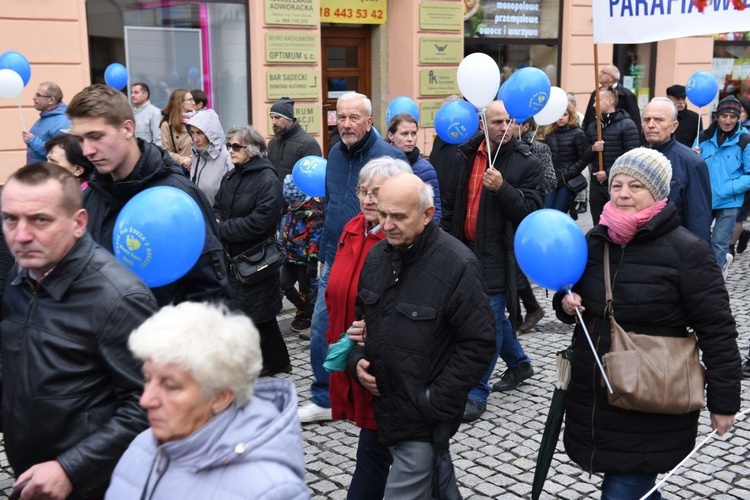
[589,181,610,226]
[280,261,316,318]
[255,318,290,371]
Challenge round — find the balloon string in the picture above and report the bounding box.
[694,105,702,148]
[17,98,26,130]
[565,289,613,394]
[479,108,495,171]
[638,407,750,500]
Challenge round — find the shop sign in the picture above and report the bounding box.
[265,0,317,26]
[419,37,462,64]
[267,70,320,99]
[267,104,321,135]
[320,0,387,24]
[419,101,444,128]
[265,32,319,63]
[419,68,460,96]
[420,2,463,31]
[465,0,543,39]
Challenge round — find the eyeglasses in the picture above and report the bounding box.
[34,93,53,99]
[226,142,245,153]
[183,97,195,102]
[357,188,378,200]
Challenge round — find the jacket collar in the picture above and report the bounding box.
[277,120,301,141]
[11,233,95,301]
[649,135,676,152]
[385,221,438,265]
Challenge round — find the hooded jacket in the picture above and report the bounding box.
[83,139,229,307]
[698,122,750,209]
[105,379,309,500]
[268,120,323,181]
[584,109,641,175]
[187,110,233,206]
[553,204,741,475]
[27,101,71,163]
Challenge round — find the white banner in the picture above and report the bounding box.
[593,1,750,44]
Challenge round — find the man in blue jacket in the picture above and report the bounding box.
[22,82,71,163]
[698,95,750,276]
[297,91,407,423]
[642,98,712,241]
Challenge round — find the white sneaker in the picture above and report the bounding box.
[297,402,332,423]
[722,253,734,281]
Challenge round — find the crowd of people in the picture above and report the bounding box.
[1,66,747,498]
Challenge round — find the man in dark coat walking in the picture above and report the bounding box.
[582,64,642,140]
[267,97,323,181]
[666,84,703,148]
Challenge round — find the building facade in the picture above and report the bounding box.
[0,0,743,180]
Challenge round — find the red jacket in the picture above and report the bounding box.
[325,213,384,430]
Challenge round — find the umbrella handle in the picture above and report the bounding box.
[566,289,614,394]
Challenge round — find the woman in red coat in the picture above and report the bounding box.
[325,157,412,499]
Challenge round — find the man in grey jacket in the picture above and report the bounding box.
[131,82,162,146]
[1,162,157,499]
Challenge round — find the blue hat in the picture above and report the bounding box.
[283,174,307,203]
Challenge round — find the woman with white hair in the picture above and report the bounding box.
[105,301,308,499]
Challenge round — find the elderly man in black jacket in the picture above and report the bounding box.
[582,64,642,139]
[1,162,158,499]
[348,173,495,498]
[67,84,228,307]
[441,100,546,422]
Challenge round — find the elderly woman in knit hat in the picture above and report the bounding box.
[553,148,742,499]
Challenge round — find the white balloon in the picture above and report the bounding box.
[457,53,500,109]
[533,86,568,126]
[0,69,24,99]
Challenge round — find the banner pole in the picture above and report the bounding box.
[594,45,603,172]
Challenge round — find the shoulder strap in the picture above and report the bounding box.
[740,132,750,153]
[603,243,613,319]
[169,125,178,154]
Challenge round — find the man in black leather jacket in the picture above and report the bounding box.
[67,84,229,307]
[1,163,158,499]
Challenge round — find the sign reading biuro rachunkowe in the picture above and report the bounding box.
[265,32,319,63]
[267,70,320,100]
[265,0,316,26]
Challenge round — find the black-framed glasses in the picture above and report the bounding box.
[226,142,244,153]
[34,93,53,99]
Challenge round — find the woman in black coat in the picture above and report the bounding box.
[543,101,588,213]
[214,124,290,376]
[554,148,741,499]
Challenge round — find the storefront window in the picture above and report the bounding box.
[614,43,656,111]
[464,0,561,86]
[86,0,248,130]
[713,33,750,107]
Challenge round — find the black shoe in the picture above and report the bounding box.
[569,209,578,221]
[738,230,750,253]
[291,315,311,332]
[576,202,587,214]
[260,365,292,378]
[491,363,535,392]
[462,400,486,422]
[743,358,750,379]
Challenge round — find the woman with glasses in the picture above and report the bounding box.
[160,89,195,171]
[214,125,291,377]
[325,157,412,499]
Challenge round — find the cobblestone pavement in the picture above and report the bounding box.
[1,210,749,499]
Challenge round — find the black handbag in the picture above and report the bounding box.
[565,174,588,194]
[229,235,284,285]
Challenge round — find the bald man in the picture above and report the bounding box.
[348,173,495,498]
[582,64,642,140]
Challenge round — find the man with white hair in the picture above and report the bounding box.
[297,91,407,423]
[1,162,157,499]
[348,173,495,498]
[582,64,642,140]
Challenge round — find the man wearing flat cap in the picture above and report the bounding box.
[667,84,703,148]
[268,97,322,181]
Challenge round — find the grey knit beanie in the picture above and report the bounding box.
[270,97,295,121]
[609,147,672,201]
[283,174,307,203]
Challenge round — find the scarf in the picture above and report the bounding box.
[599,198,668,246]
[405,146,421,166]
[182,111,196,124]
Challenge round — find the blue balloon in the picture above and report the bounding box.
[188,66,200,81]
[293,156,327,198]
[386,96,419,124]
[686,71,718,108]
[434,100,479,145]
[104,63,128,90]
[113,187,206,288]
[0,51,31,86]
[514,209,587,291]
[501,67,551,122]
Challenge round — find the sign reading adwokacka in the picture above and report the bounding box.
[265,0,317,26]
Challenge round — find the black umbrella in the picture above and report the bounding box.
[531,347,573,500]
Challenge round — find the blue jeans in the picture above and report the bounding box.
[348,428,392,500]
[309,261,331,407]
[711,207,739,269]
[467,293,530,405]
[601,473,660,500]
[545,186,571,213]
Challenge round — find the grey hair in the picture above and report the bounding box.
[227,124,268,158]
[649,97,678,121]
[417,181,435,212]
[128,301,262,408]
[338,92,372,116]
[358,157,412,186]
[566,92,577,107]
